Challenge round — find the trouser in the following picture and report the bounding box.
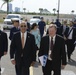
[15,57,29,75]
[66,39,75,59]
[0,58,1,75]
[42,60,61,75]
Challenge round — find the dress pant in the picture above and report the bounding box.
[15,65,18,75]
[16,57,29,75]
[66,39,75,59]
[42,59,61,75]
[0,58,1,75]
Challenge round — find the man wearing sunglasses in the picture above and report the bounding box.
[10,21,36,75]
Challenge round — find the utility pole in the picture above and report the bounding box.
[57,0,60,19]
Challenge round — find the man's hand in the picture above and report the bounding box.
[31,61,35,66]
[64,36,67,40]
[4,52,7,55]
[11,60,16,65]
[61,65,66,69]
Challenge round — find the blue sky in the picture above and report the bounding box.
[0,0,76,14]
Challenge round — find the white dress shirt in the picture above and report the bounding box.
[48,35,56,60]
[21,31,27,47]
[68,27,73,39]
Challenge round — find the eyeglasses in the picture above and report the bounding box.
[20,25,26,27]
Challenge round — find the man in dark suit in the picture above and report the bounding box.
[64,21,76,62]
[0,30,8,73]
[9,18,20,40]
[38,24,67,75]
[60,20,68,36]
[10,21,36,75]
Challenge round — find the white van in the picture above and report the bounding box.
[3,14,23,30]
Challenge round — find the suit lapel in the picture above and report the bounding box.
[23,32,30,49]
[18,32,23,49]
[46,35,50,53]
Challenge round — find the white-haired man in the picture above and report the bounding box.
[39,24,67,75]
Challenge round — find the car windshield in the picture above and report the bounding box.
[6,15,19,19]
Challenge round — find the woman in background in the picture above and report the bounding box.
[30,23,41,62]
[30,23,41,50]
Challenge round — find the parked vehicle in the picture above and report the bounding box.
[3,14,23,30]
[29,18,41,26]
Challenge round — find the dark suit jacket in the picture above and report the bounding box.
[0,30,8,58]
[10,31,36,67]
[64,27,76,42]
[9,27,20,40]
[38,35,67,69]
[60,25,68,36]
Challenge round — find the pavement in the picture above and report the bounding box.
[0,24,76,75]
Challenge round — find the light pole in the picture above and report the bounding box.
[22,0,24,13]
[57,0,60,19]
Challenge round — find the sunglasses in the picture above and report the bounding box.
[20,25,26,27]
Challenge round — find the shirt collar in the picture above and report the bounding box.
[21,31,27,37]
[49,35,56,40]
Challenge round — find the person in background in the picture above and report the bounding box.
[60,20,68,37]
[38,17,46,37]
[25,19,30,32]
[54,19,61,35]
[0,30,8,74]
[10,21,36,75]
[38,24,67,75]
[73,20,76,27]
[9,18,20,40]
[30,23,41,50]
[55,19,61,28]
[64,21,76,62]
[30,23,41,62]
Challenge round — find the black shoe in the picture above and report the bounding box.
[68,59,71,62]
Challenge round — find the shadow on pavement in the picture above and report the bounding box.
[67,59,76,67]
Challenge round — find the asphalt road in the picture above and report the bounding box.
[0,24,76,75]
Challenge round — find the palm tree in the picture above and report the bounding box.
[53,8,56,15]
[71,10,75,14]
[23,8,26,14]
[39,8,43,14]
[1,0,13,14]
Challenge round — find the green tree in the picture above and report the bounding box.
[71,10,75,14]
[1,0,13,14]
[23,8,26,14]
[53,8,56,15]
[39,8,43,14]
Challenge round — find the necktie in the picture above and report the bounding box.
[50,37,53,58]
[50,37,53,50]
[22,33,24,48]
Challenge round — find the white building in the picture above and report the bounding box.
[42,9,51,14]
[9,3,13,12]
[15,7,20,12]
